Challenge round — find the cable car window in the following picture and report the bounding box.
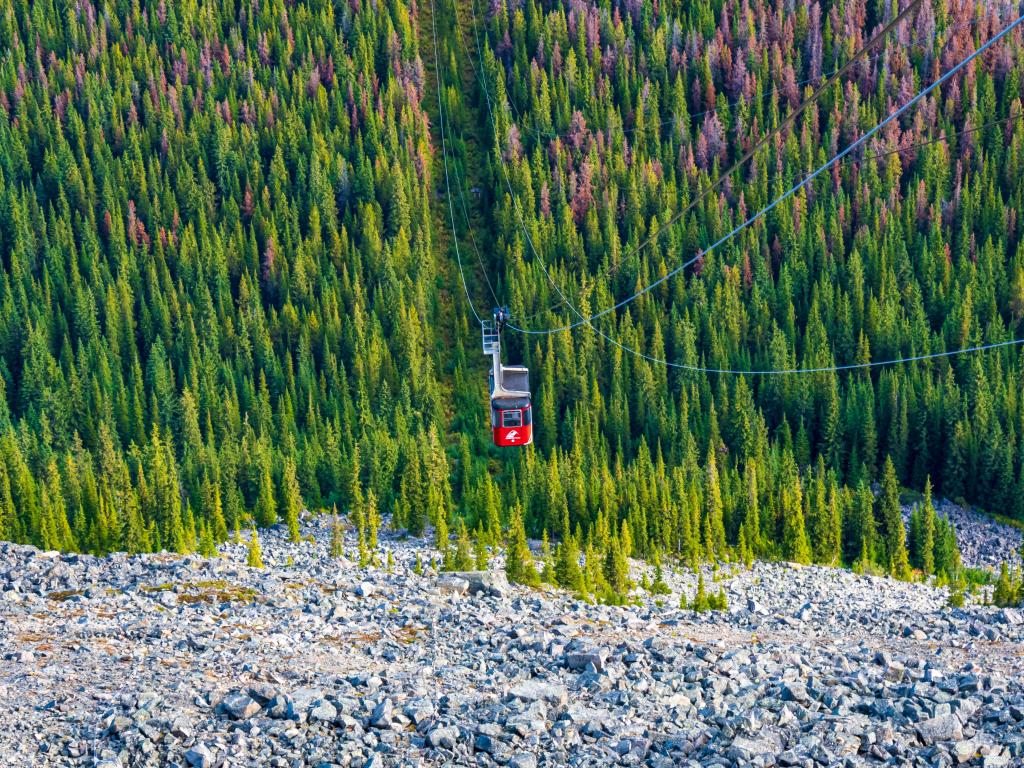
[502,410,523,428]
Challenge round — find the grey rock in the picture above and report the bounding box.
[290,687,324,714]
[428,725,459,749]
[370,698,393,728]
[997,608,1022,625]
[436,575,469,596]
[310,699,338,722]
[564,646,609,673]
[510,680,568,706]
[185,743,215,768]
[953,740,977,763]
[916,715,964,745]
[730,734,784,760]
[355,581,375,597]
[444,570,509,597]
[221,692,261,720]
[403,698,435,726]
[781,682,811,705]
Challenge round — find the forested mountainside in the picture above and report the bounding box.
[0,0,1022,593]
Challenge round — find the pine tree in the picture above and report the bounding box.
[330,507,345,558]
[603,535,630,603]
[920,478,936,575]
[453,519,474,570]
[781,468,811,565]
[555,533,585,593]
[880,456,911,580]
[505,504,538,585]
[256,460,277,528]
[247,527,264,568]
[475,525,490,571]
[282,457,303,543]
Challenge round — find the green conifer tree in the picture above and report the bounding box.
[505,504,538,585]
[282,457,303,543]
[880,456,911,580]
[247,527,264,568]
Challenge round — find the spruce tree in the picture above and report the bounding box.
[247,527,264,568]
[555,534,585,593]
[282,458,303,544]
[198,521,217,558]
[475,525,490,571]
[880,456,911,580]
[505,504,538,585]
[365,489,380,553]
[330,508,345,558]
[453,519,474,571]
[649,549,671,595]
[920,478,936,575]
[433,512,449,555]
[603,535,630,603]
[781,471,811,565]
[256,461,277,529]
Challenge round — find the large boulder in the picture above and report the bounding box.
[510,680,568,706]
[916,715,963,745]
[220,692,261,720]
[444,571,509,597]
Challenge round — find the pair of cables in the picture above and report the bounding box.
[434,0,1024,374]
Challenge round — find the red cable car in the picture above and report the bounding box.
[489,369,533,447]
[484,310,533,448]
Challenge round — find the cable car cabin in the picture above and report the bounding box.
[488,365,533,447]
[491,396,533,447]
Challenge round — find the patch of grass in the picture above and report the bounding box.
[46,590,84,601]
[178,582,259,605]
[140,583,174,593]
[142,579,258,604]
[394,626,425,645]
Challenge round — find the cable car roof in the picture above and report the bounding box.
[492,395,530,409]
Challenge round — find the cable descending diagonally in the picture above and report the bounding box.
[428,0,484,325]
[497,8,1024,366]
[446,0,1024,374]
[500,0,925,319]
[462,0,910,326]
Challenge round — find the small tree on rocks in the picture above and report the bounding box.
[247,526,264,568]
[329,507,344,558]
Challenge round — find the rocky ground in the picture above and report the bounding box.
[1,517,1024,768]
[932,501,1022,570]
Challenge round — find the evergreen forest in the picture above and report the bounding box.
[1,0,1023,597]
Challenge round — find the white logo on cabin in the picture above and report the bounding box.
[505,430,520,442]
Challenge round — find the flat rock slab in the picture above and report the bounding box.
[510,680,568,706]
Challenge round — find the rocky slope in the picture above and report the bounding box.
[1,520,1023,768]
[933,502,1023,570]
